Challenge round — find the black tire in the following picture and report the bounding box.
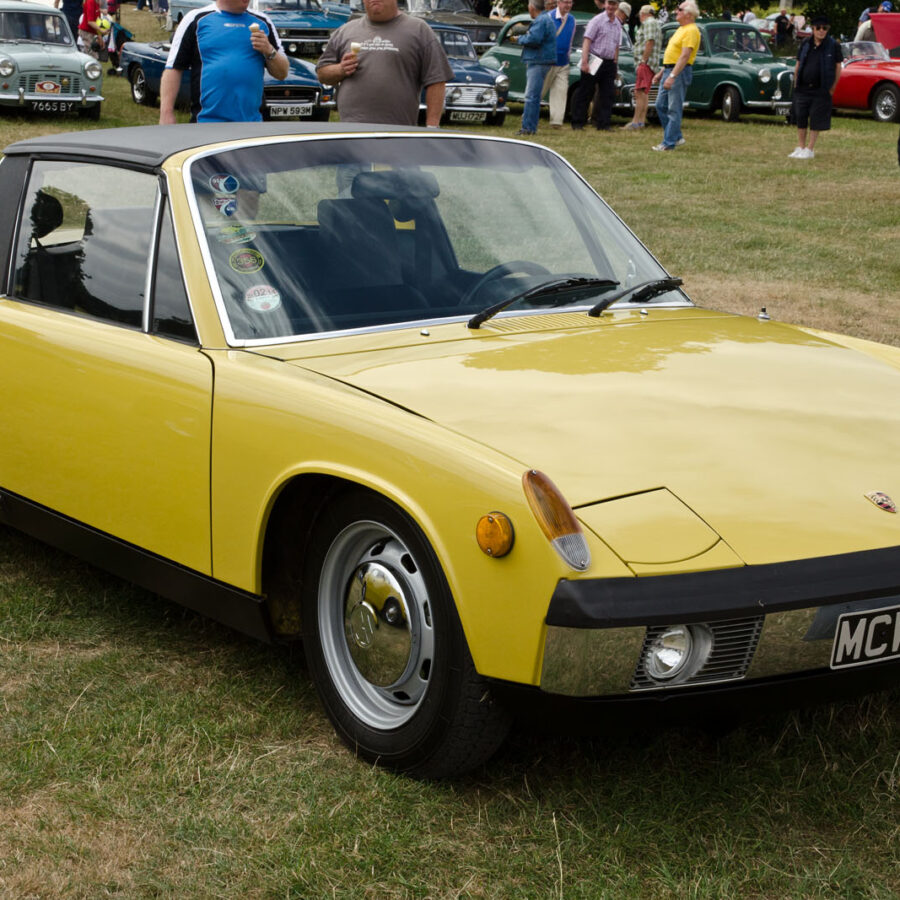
[301,489,511,778]
[130,65,157,106]
[871,83,900,123]
[485,111,506,127]
[721,85,742,122]
[78,103,101,120]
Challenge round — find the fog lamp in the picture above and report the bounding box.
[644,624,712,682]
[449,87,463,102]
[476,511,514,558]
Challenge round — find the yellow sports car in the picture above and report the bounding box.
[1,124,898,777]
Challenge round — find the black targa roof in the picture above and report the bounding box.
[3,122,425,167]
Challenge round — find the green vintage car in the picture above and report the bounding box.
[0,0,103,119]
[479,12,635,118]
[656,19,793,122]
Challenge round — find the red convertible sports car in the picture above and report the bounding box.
[834,41,900,122]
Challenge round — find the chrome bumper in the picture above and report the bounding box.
[540,545,900,697]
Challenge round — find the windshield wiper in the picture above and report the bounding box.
[587,277,683,318]
[467,277,619,330]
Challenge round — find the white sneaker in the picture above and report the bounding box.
[675,137,686,146]
[788,146,803,158]
[802,148,815,159]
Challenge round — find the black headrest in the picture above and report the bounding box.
[30,190,64,240]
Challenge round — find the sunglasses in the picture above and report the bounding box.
[813,24,829,29]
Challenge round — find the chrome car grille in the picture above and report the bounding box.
[279,29,330,40]
[631,616,764,691]
[263,85,319,103]
[22,73,83,95]
[446,84,497,106]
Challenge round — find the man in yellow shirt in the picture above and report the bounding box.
[651,0,700,150]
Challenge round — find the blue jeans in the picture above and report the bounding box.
[655,65,692,147]
[522,63,552,132]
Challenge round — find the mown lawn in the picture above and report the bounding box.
[0,9,898,897]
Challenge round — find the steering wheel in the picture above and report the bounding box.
[459,260,551,307]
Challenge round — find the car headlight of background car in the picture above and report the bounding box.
[84,60,102,80]
[0,58,15,78]
[494,72,509,92]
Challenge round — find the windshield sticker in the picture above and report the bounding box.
[209,173,240,193]
[212,196,237,217]
[229,248,264,274]
[217,224,256,245]
[244,285,281,312]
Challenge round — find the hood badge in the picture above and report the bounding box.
[864,491,897,514]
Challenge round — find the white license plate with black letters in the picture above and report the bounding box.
[269,103,313,117]
[830,603,900,669]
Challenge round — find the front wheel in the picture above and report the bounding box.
[78,103,101,120]
[871,83,900,123]
[130,65,157,106]
[301,489,511,777]
[485,111,506,127]
[721,85,742,122]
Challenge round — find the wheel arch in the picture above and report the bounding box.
[712,80,745,108]
[868,79,900,121]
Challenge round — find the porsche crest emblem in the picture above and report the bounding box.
[864,491,897,513]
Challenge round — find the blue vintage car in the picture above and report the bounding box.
[167,0,350,59]
[425,25,508,126]
[0,0,104,119]
[120,40,335,120]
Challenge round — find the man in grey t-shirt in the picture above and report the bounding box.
[317,0,453,126]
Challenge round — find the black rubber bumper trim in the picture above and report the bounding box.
[546,544,900,629]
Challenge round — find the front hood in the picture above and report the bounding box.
[0,44,91,70]
[275,310,900,564]
[448,58,494,83]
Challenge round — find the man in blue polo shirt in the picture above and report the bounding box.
[160,0,289,124]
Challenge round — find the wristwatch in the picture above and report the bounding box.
[266,48,277,60]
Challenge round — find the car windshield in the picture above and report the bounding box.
[438,28,477,58]
[186,136,682,344]
[408,0,476,14]
[842,41,889,61]
[0,11,73,44]
[708,26,771,56]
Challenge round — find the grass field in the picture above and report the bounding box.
[0,9,898,897]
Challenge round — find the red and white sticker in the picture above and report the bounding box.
[209,173,240,193]
[244,284,281,312]
[36,81,61,94]
[212,196,237,217]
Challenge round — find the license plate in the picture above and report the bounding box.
[28,100,75,113]
[300,42,318,55]
[268,103,313,118]
[830,603,900,669]
[774,103,791,115]
[449,110,487,123]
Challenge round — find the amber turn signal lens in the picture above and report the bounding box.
[476,512,514,558]
[522,469,591,571]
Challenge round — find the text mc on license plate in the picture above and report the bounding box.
[830,603,900,669]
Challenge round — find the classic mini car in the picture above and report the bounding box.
[424,25,508,125]
[167,0,350,58]
[479,13,635,118]
[404,0,500,52]
[832,41,900,122]
[120,40,334,119]
[0,0,103,119]
[1,124,898,778]
[659,19,793,121]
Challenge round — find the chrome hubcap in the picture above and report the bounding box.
[319,521,434,729]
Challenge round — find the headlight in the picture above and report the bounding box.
[84,60,102,80]
[448,86,463,102]
[488,31,496,41]
[758,66,772,84]
[0,58,15,78]
[494,73,509,91]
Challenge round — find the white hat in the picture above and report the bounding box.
[619,1,632,14]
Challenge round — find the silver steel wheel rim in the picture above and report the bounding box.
[318,521,435,729]
[875,89,897,120]
[133,70,145,102]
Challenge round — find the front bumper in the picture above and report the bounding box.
[0,90,103,108]
[540,544,900,697]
